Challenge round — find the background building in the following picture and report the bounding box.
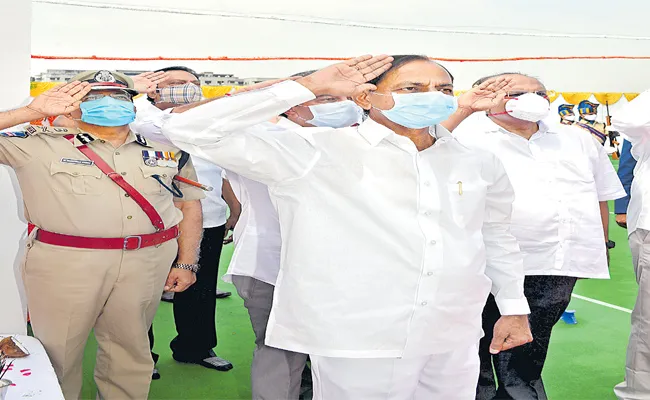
[31,69,273,86]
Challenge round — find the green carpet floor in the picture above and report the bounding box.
[78,161,638,400]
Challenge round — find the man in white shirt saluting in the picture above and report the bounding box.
[445,72,625,400]
[161,54,532,399]
[611,90,650,400]
[223,68,364,400]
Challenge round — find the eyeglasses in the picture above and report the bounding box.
[505,91,554,99]
[83,92,133,102]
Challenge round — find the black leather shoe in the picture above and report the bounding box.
[216,289,232,299]
[173,350,233,371]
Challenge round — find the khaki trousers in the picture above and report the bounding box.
[616,229,650,400]
[22,238,177,400]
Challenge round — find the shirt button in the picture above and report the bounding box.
[100,140,106,144]
[424,181,431,187]
[115,151,120,155]
[126,215,133,220]
[427,271,433,276]
[72,172,79,176]
[124,193,130,198]
[429,240,437,246]
[121,172,127,176]
[421,301,428,306]
[424,211,432,216]
[163,174,168,178]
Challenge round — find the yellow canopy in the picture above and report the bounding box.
[30,82,638,105]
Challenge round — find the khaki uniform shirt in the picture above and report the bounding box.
[0,125,204,237]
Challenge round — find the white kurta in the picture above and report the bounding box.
[611,90,650,237]
[454,115,625,278]
[160,81,530,358]
[223,118,300,286]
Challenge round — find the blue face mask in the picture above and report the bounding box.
[375,91,458,129]
[80,97,136,127]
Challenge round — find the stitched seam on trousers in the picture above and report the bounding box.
[312,357,323,400]
[386,359,397,400]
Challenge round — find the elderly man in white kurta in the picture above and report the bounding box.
[159,55,533,399]
[612,90,650,400]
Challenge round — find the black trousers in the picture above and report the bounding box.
[476,275,578,400]
[170,225,226,360]
[149,326,158,364]
[149,225,226,362]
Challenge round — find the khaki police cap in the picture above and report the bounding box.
[70,70,138,96]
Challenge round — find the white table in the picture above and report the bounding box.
[1,335,63,400]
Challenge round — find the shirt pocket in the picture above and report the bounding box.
[446,181,486,228]
[138,166,174,195]
[50,162,104,195]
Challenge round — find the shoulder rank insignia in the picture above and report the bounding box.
[142,150,178,168]
[76,133,95,144]
[0,131,29,138]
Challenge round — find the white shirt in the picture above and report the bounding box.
[223,118,299,286]
[130,96,227,228]
[611,90,650,235]
[455,115,625,279]
[161,81,529,358]
[223,169,282,285]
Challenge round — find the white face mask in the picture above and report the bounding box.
[305,100,363,128]
[582,114,597,121]
[504,93,550,122]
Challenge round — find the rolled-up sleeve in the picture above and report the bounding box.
[482,154,530,315]
[590,137,626,202]
[162,81,321,186]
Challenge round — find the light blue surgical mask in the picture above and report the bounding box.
[373,91,458,129]
[306,100,363,128]
[80,96,136,127]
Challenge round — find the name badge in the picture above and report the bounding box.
[61,158,94,166]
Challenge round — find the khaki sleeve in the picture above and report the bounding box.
[174,155,205,202]
[0,136,33,168]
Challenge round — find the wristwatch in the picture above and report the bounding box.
[173,263,200,273]
[606,240,616,250]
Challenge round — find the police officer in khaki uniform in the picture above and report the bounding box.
[0,71,204,399]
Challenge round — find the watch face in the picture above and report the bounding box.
[606,240,616,249]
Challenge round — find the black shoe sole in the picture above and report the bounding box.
[216,292,232,299]
[172,355,234,371]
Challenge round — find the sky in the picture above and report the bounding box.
[26,0,650,92]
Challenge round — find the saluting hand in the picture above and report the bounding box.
[133,71,169,94]
[457,76,514,113]
[297,55,394,97]
[27,81,91,117]
[164,268,197,292]
[490,314,533,354]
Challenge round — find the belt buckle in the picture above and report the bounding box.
[124,235,143,250]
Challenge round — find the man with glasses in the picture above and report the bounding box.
[0,70,204,399]
[444,73,625,400]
